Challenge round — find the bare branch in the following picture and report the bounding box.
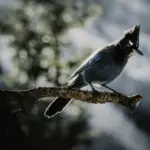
[0,87,142,111]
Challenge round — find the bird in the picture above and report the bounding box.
[44,25,143,118]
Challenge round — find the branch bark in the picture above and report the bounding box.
[0,86,142,112]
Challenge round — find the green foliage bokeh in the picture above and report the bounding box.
[0,0,101,150]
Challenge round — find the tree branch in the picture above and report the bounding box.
[0,87,142,112]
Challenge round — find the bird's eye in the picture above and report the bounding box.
[129,40,133,46]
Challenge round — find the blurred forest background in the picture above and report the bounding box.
[0,0,150,150]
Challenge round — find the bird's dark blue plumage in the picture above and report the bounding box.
[44,25,143,118]
[92,54,101,62]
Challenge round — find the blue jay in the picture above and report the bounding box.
[44,25,143,118]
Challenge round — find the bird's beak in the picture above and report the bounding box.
[133,49,143,56]
[129,40,143,55]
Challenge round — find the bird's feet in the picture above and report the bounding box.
[89,82,100,94]
[102,85,122,96]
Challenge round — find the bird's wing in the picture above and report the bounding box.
[68,46,107,81]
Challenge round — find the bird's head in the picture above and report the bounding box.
[119,24,143,58]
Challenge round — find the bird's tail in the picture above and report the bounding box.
[44,97,71,118]
[44,74,84,118]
